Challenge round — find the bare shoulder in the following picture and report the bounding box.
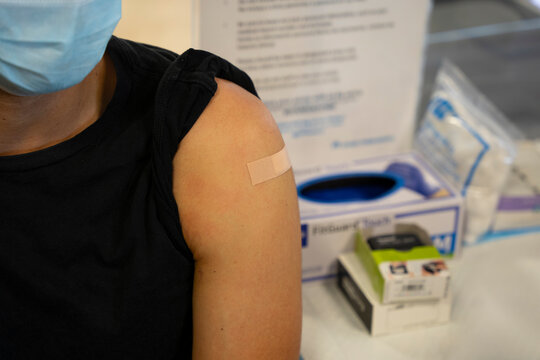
[172,78,302,359]
[172,77,290,257]
[179,77,284,173]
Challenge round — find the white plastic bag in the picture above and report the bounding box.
[415,60,522,244]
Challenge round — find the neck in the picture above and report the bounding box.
[0,54,116,156]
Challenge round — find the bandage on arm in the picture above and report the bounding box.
[247,145,291,185]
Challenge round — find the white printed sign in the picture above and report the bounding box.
[194,0,431,170]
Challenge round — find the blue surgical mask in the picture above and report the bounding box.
[0,0,121,96]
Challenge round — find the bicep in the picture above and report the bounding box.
[173,79,302,360]
[189,171,301,359]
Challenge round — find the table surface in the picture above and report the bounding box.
[300,233,540,360]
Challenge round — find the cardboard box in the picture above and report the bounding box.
[355,224,450,304]
[299,152,463,281]
[337,253,452,336]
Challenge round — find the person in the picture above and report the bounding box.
[0,1,302,359]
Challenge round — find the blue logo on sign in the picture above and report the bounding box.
[430,98,458,121]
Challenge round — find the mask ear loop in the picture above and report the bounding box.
[247,145,291,185]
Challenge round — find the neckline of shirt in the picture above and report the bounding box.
[0,37,132,172]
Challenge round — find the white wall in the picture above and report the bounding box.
[114,0,192,53]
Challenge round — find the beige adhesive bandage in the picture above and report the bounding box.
[247,145,291,185]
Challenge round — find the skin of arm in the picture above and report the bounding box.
[172,78,302,359]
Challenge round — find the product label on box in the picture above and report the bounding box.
[338,271,373,331]
[379,259,450,303]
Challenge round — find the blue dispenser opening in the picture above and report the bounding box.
[298,173,403,203]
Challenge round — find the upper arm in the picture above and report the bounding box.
[172,79,302,359]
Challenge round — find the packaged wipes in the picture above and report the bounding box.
[415,60,521,243]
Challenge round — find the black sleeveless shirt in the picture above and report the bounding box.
[0,37,257,359]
